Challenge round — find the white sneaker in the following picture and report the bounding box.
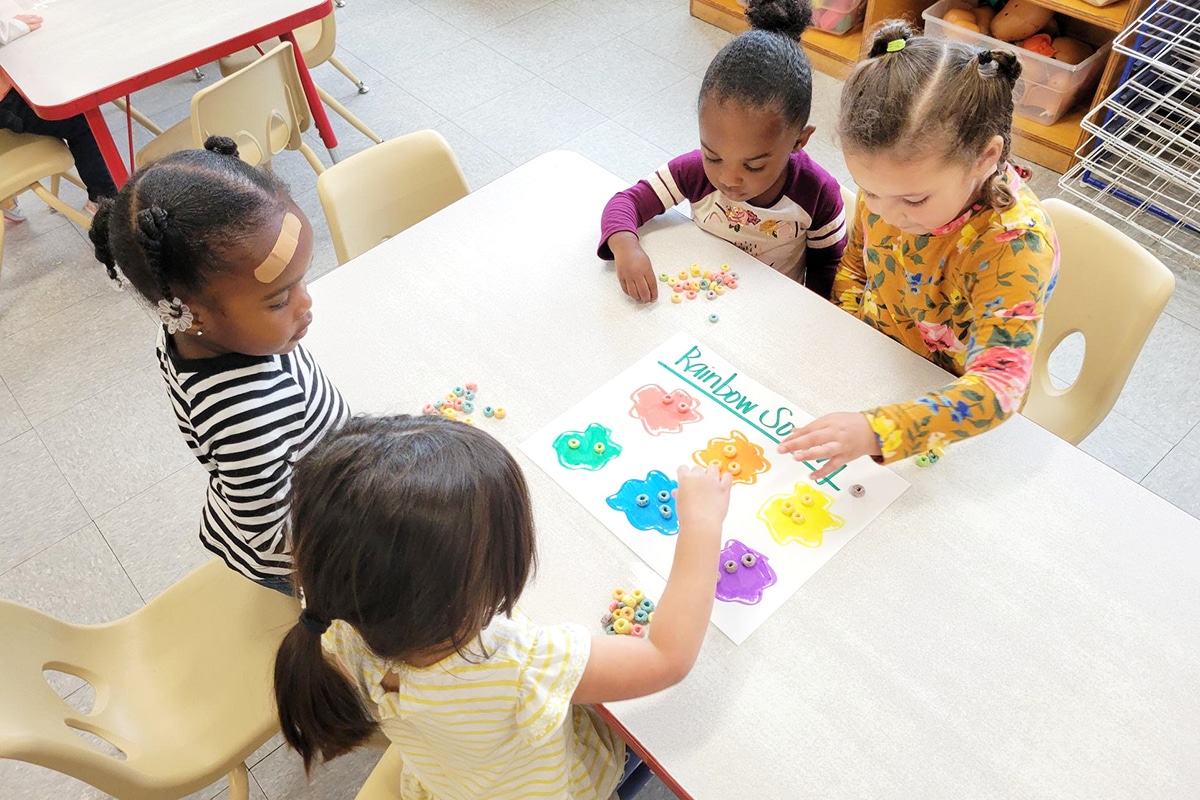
[2,200,26,225]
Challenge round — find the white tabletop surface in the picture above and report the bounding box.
[0,0,327,114]
[303,151,1200,799]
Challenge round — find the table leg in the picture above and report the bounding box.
[281,30,341,164]
[84,107,129,188]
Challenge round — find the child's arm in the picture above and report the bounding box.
[780,225,1058,474]
[830,192,867,313]
[803,180,848,301]
[0,14,41,45]
[598,151,713,304]
[855,230,1057,462]
[572,465,731,704]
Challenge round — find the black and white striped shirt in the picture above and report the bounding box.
[157,328,350,581]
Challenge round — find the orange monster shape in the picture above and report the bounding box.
[692,430,769,485]
[758,482,844,548]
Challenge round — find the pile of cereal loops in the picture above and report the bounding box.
[661,263,740,304]
[421,382,506,426]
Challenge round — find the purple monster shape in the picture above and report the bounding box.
[715,539,776,605]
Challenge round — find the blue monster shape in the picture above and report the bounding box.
[606,470,679,536]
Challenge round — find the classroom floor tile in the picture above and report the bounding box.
[0,222,108,342]
[454,77,606,165]
[561,119,674,184]
[1,2,1197,798]
[390,39,536,119]
[0,290,157,425]
[546,37,690,117]
[0,431,90,575]
[94,460,210,602]
[0,377,30,446]
[36,366,193,518]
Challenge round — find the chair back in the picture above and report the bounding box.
[840,183,857,215]
[192,41,314,169]
[0,560,298,800]
[1023,198,1175,444]
[318,130,470,265]
[218,12,335,76]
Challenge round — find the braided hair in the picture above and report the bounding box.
[700,0,815,128]
[837,19,1023,211]
[89,137,290,305]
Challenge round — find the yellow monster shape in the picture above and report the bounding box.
[692,430,770,485]
[758,482,844,548]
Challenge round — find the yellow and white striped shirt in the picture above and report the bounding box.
[323,614,625,800]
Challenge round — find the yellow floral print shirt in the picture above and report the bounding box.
[833,169,1059,462]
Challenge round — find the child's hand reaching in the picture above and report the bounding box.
[15,14,43,31]
[607,231,658,303]
[777,412,881,479]
[674,463,732,530]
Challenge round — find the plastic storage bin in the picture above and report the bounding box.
[923,0,1112,125]
[812,0,867,35]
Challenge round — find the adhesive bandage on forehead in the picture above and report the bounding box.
[253,212,302,284]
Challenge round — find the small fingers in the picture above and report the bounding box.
[777,429,826,454]
[788,441,841,463]
[635,276,653,303]
[809,454,848,481]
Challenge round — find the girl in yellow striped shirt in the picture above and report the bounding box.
[273,415,732,799]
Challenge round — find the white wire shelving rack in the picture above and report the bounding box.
[1059,0,1200,260]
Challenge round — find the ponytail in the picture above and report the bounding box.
[976,48,1021,212]
[273,619,378,775]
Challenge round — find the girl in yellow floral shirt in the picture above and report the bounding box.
[779,20,1058,473]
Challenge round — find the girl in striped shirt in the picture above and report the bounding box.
[274,415,732,800]
[89,138,349,592]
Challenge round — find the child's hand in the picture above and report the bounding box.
[608,231,658,303]
[674,464,732,531]
[777,412,881,479]
[16,14,43,31]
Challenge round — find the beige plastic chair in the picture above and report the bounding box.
[0,130,94,278]
[0,559,299,800]
[1023,197,1175,444]
[355,745,406,800]
[317,130,470,265]
[840,182,857,213]
[218,12,382,146]
[136,42,325,175]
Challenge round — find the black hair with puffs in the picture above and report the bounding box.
[89,137,290,305]
[699,0,815,129]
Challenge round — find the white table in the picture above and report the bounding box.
[0,0,336,185]
[304,152,1200,799]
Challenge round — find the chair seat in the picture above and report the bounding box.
[355,745,407,800]
[0,129,75,197]
[135,119,193,169]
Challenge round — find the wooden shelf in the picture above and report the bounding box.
[1025,0,1133,31]
[690,0,863,80]
[688,0,1150,171]
[1011,108,1088,172]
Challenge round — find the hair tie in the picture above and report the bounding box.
[299,608,330,635]
[886,39,905,53]
[156,297,193,333]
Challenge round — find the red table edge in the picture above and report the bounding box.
[12,0,335,188]
[596,705,695,800]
